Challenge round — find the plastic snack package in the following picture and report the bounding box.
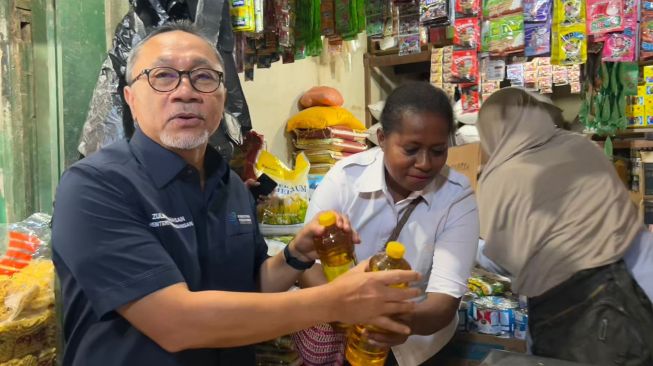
[552,24,586,65]
[525,21,551,56]
[488,14,525,56]
[451,50,479,83]
[523,0,551,21]
[602,29,636,62]
[586,0,624,35]
[553,0,585,26]
[454,17,481,49]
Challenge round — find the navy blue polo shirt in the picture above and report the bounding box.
[52,128,269,366]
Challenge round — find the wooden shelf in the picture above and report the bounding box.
[600,139,653,149]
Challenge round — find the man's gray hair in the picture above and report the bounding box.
[125,20,224,83]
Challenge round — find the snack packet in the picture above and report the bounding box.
[552,24,587,65]
[456,0,481,17]
[525,21,551,56]
[602,29,636,62]
[489,14,525,56]
[454,18,481,49]
[451,50,479,83]
[553,0,585,26]
[587,0,624,35]
[523,0,552,21]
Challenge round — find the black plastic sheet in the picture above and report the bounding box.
[79,0,251,161]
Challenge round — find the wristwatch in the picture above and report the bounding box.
[283,245,315,270]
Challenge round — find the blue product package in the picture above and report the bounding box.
[525,21,551,56]
[524,0,552,22]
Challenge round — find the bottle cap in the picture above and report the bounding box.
[318,211,337,227]
[386,241,405,259]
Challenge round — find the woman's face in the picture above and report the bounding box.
[378,111,450,199]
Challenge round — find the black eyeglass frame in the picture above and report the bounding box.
[128,67,224,93]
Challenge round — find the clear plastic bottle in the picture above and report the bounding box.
[345,241,411,366]
[314,211,357,282]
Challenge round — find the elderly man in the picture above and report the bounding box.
[52,21,419,366]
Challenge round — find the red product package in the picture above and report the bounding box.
[454,18,481,50]
[456,0,481,17]
[642,17,653,60]
[460,84,480,113]
[451,50,479,83]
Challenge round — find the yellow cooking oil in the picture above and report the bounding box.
[314,211,356,282]
[345,241,411,366]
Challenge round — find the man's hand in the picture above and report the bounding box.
[289,211,360,262]
[244,178,270,204]
[325,264,422,335]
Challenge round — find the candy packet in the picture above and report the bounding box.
[485,0,523,18]
[420,0,450,24]
[642,17,653,60]
[552,24,587,65]
[553,0,585,26]
[489,14,525,56]
[525,21,551,56]
[523,0,552,22]
[602,29,636,62]
[454,18,481,49]
[451,50,479,83]
[461,84,480,113]
[456,0,481,17]
[587,0,624,35]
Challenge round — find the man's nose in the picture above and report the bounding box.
[170,75,201,101]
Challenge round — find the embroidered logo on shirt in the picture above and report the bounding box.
[149,213,194,229]
[227,212,252,225]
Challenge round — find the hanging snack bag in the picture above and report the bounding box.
[461,84,481,113]
[456,0,481,17]
[586,0,624,35]
[525,21,551,56]
[255,151,310,226]
[485,0,523,18]
[489,14,525,56]
[523,0,552,22]
[420,0,449,24]
[553,24,587,65]
[553,0,585,26]
[231,0,256,32]
[451,50,479,83]
[602,30,636,62]
[642,17,653,61]
[454,18,481,49]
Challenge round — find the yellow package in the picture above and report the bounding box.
[231,0,255,32]
[552,25,586,65]
[638,85,648,96]
[254,151,310,225]
[286,106,365,132]
[645,66,653,84]
[553,0,585,26]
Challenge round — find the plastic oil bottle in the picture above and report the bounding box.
[314,211,357,282]
[345,241,412,366]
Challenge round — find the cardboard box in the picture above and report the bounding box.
[447,143,484,191]
[423,332,527,366]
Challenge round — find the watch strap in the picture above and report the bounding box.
[283,244,315,270]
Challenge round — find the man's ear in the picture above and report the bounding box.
[377,128,386,150]
[123,85,137,121]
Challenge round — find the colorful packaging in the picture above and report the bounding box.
[524,0,552,21]
[489,14,525,55]
[525,21,551,56]
[514,309,529,340]
[642,17,653,61]
[461,84,481,113]
[602,30,636,62]
[451,50,479,83]
[420,0,449,24]
[454,18,481,49]
[469,296,519,335]
[586,0,624,35]
[484,0,523,18]
[255,151,310,226]
[553,0,585,26]
[552,25,587,65]
[231,0,256,32]
[456,0,481,17]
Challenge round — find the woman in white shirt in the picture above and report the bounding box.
[302,82,479,366]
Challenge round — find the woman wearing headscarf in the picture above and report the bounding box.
[476,87,653,365]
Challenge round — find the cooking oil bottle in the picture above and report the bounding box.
[314,211,357,282]
[345,241,411,366]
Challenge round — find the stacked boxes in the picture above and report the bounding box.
[628,66,653,128]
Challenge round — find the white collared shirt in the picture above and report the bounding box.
[306,147,479,366]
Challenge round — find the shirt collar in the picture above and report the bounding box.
[129,128,229,189]
[354,149,441,208]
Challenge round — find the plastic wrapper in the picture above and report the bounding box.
[525,21,551,56]
[484,0,523,18]
[299,87,345,108]
[551,24,587,65]
[454,18,480,50]
[553,0,585,26]
[450,50,479,83]
[0,213,56,365]
[231,0,256,31]
[602,29,636,62]
[80,0,252,162]
[456,0,480,17]
[641,17,653,61]
[301,150,351,164]
[586,0,623,35]
[255,151,310,226]
[468,296,519,335]
[255,335,301,366]
[230,130,264,181]
[293,138,368,153]
[467,268,510,296]
[398,3,421,56]
[488,14,525,56]
[286,107,365,132]
[420,0,450,24]
[523,0,551,22]
[460,85,480,113]
[292,126,367,142]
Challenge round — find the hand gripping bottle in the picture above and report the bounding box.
[314,211,357,282]
[345,241,412,366]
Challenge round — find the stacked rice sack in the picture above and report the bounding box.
[287,87,368,193]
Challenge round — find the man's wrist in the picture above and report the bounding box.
[283,244,315,271]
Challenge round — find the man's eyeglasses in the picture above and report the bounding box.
[129,67,224,93]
